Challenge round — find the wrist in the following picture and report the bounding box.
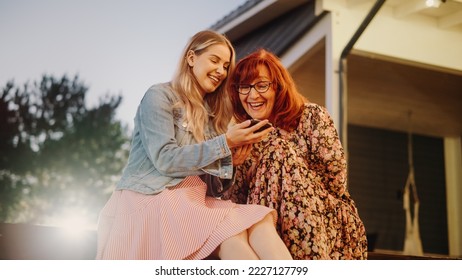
[225,132,234,149]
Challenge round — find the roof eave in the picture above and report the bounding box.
[212,0,311,41]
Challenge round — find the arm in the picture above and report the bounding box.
[303,104,347,197]
[138,85,233,179]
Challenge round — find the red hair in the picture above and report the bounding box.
[228,49,306,131]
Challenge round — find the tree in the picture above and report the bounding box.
[0,75,130,226]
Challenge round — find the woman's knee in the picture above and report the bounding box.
[248,213,276,235]
[221,230,249,248]
[218,230,258,259]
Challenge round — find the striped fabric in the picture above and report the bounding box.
[96,176,276,260]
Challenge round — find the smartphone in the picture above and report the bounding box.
[248,119,273,133]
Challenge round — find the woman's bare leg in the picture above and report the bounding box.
[217,230,259,260]
[248,214,293,259]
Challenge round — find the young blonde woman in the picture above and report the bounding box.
[95,31,292,260]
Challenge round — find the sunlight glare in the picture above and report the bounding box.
[48,208,96,241]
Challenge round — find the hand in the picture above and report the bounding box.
[225,119,274,148]
[232,144,253,166]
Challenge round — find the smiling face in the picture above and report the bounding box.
[187,43,231,97]
[238,65,276,121]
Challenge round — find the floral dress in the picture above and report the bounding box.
[223,103,368,260]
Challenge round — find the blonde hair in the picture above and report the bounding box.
[171,30,235,142]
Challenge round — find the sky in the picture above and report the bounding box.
[0,0,248,130]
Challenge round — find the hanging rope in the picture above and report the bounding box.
[403,111,424,256]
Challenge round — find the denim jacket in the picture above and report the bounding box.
[115,82,233,195]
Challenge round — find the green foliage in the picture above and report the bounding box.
[0,75,130,225]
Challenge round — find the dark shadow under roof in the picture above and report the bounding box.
[212,0,323,60]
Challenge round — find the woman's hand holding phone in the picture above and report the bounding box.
[225,119,273,148]
[248,119,273,133]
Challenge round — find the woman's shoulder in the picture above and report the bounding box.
[302,102,328,115]
[300,102,335,126]
[146,82,173,95]
[295,103,321,130]
[142,82,177,103]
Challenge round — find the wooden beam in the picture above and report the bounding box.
[345,0,371,7]
[394,0,429,18]
[439,10,462,28]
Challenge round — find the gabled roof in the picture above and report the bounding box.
[211,0,265,30]
[211,0,320,59]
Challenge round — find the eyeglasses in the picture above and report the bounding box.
[235,81,272,95]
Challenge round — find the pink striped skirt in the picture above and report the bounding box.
[96,176,276,260]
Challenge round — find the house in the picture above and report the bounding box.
[212,0,462,257]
